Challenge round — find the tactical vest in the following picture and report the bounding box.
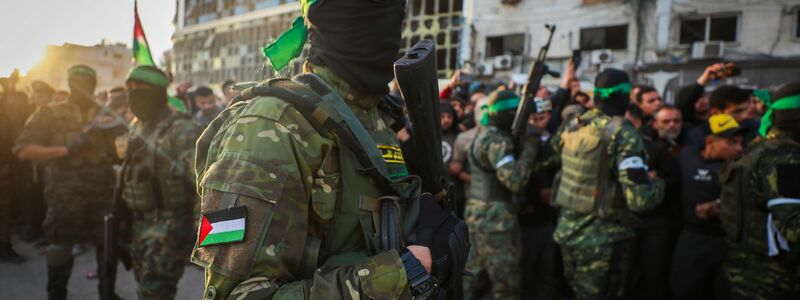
[467,127,511,202]
[719,138,800,256]
[122,114,194,213]
[232,74,421,277]
[46,103,111,167]
[554,116,624,218]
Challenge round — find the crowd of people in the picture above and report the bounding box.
[430,60,800,299]
[0,57,798,300]
[0,65,239,299]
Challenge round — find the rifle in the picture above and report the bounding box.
[393,39,450,203]
[101,151,134,300]
[511,24,558,149]
[394,39,462,299]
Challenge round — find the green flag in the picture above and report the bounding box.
[133,0,155,66]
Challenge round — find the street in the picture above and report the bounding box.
[0,236,204,299]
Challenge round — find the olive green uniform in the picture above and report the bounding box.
[720,130,800,300]
[192,66,420,299]
[551,109,664,298]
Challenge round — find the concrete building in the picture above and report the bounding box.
[24,42,132,92]
[463,0,800,100]
[169,0,301,86]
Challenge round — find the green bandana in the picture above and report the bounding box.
[594,82,632,99]
[753,89,772,106]
[68,65,96,79]
[480,97,520,125]
[262,0,317,71]
[759,94,800,137]
[127,66,168,88]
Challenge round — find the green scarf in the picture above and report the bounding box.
[594,82,632,100]
[480,97,520,126]
[759,94,800,137]
[262,0,317,71]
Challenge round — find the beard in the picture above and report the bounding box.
[658,127,681,141]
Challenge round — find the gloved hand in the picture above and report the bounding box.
[411,193,470,289]
[66,132,92,154]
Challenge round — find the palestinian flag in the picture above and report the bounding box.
[132,0,155,66]
[197,206,247,247]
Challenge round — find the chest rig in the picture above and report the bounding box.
[121,114,194,213]
[467,127,511,202]
[555,115,625,218]
[235,74,421,276]
[47,103,111,167]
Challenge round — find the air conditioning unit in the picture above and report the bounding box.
[691,41,725,59]
[476,63,495,76]
[493,55,514,70]
[591,49,613,64]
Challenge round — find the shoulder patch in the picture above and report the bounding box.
[777,164,800,198]
[197,206,247,247]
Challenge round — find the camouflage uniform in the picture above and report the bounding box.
[463,126,538,299]
[551,109,664,298]
[192,65,418,299]
[722,129,800,300]
[121,112,200,300]
[13,100,117,298]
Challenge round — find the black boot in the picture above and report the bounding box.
[47,263,73,300]
[0,242,25,264]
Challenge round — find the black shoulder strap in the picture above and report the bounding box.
[241,75,397,194]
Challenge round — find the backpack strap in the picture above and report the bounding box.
[239,74,397,194]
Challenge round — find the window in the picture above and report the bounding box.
[580,24,628,50]
[679,15,738,44]
[796,10,800,39]
[485,34,525,57]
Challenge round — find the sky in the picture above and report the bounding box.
[0,0,175,76]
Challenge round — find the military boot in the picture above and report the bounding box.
[0,242,24,263]
[47,264,73,300]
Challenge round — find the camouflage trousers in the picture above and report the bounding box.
[726,251,800,300]
[463,199,521,299]
[131,210,195,300]
[560,239,637,299]
[43,164,114,244]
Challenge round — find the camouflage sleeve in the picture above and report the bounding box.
[761,150,800,243]
[169,118,202,183]
[12,107,53,153]
[487,136,538,193]
[193,99,409,300]
[612,124,664,212]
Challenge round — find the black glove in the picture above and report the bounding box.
[66,132,92,154]
[412,193,471,289]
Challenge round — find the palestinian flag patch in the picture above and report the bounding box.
[197,206,247,247]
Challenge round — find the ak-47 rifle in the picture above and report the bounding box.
[511,24,558,148]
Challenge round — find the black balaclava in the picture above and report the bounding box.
[128,85,167,122]
[68,78,97,111]
[594,68,631,117]
[487,90,519,132]
[772,82,800,140]
[307,0,405,95]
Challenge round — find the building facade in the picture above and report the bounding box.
[464,0,800,100]
[169,0,301,86]
[24,42,132,93]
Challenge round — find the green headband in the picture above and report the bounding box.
[479,97,520,125]
[759,94,800,137]
[262,0,318,71]
[753,89,772,106]
[127,66,168,88]
[594,82,632,100]
[68,65,96,79]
